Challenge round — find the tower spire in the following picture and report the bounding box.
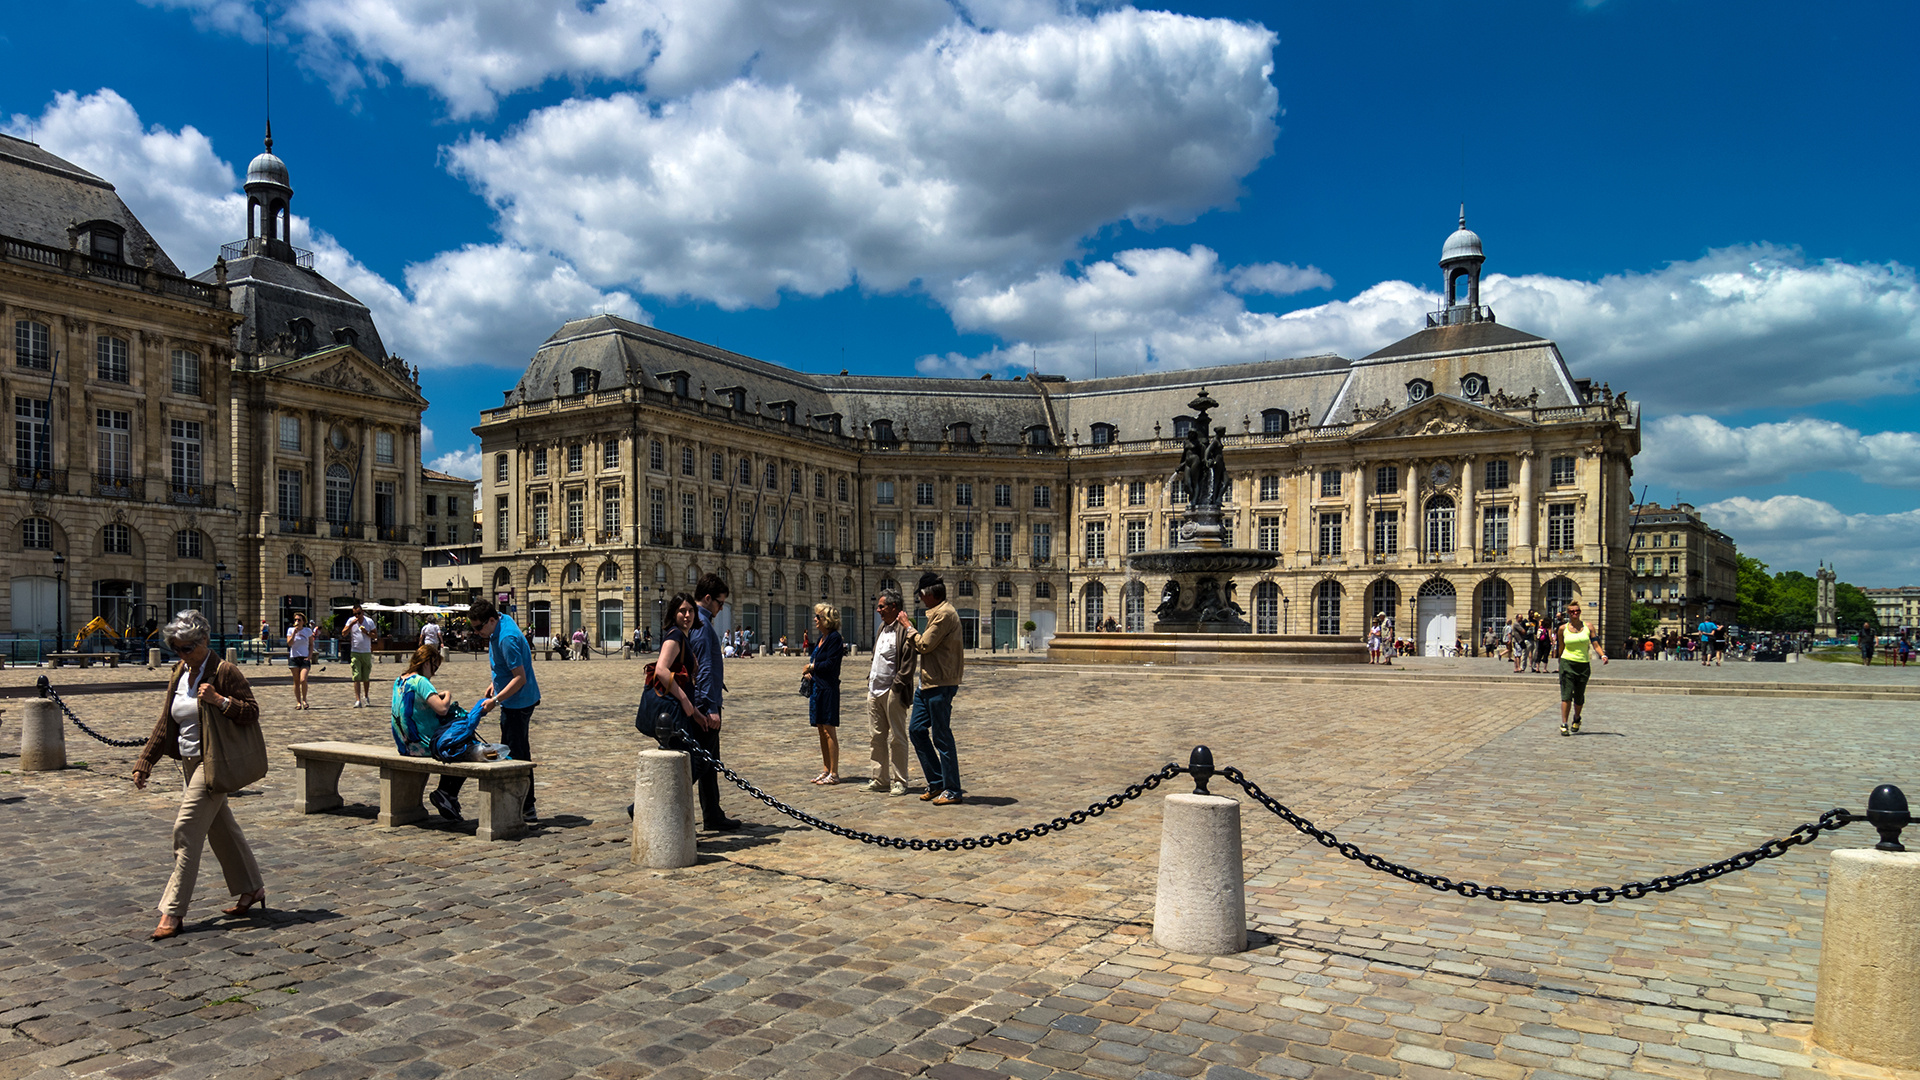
[264,118,273,154]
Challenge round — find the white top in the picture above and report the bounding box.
[347,616,373,654]
[869,622,905,698]
[287,625,316,658]
[421,623,442,647]
[172,657,211,758]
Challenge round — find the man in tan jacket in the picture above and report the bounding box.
[867,587,917,795]
[899,571,966,804]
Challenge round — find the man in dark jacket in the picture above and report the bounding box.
[687,573,741,831]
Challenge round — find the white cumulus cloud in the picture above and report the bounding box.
[1699,496,1920,584]
[428,447,485,480]
[1641,415,1920,489]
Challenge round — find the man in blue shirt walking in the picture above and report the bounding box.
[431,598,542,825]
[688,573,741,831]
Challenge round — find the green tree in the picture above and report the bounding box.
[1629,602,1661,637]
[1735,556,1776,628]
[1836,583,1877,630]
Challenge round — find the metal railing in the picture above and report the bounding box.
[169,481,214,506]
[14,467,67,493]
[94,473,140,499]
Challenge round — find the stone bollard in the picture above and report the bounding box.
[225,647,239,665]
[631,748,697,868]
[1154,792,1247,954]
[148,648,162,669]
[1815,848,1920,1067]
[622,643,633,660]
[20,699,67,771]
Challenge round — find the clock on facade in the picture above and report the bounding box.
[1429,463,1452,487]
[329,426,348,450]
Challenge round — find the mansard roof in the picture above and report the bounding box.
[0,133,184,275]
[194,250,389,362]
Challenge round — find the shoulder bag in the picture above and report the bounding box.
[202,665,268,793]
[636,647,696,747]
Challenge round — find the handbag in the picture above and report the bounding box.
[201,676,268,793]
[798,674,813,697]
[635,658,695,747]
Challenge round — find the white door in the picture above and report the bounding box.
[9,576,61,636]
[1417,596,1456,655]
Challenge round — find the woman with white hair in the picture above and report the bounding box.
[132,609,268,940]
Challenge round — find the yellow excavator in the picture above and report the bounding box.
[71,616,161,651]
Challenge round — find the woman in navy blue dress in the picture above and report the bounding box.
[803,603,844,784]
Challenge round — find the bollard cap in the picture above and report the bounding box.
[1188,745,1215,796]
[1868,783,1911,852]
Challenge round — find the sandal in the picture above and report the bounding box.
[819,774,839,785]
[810,771,830,785]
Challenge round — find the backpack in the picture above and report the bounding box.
[391,675,500,763]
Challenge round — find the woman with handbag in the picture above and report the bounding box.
[628,595,707,821]
[803,603,845,784]
[131,609,268,941]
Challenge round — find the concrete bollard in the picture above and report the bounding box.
[631,748,697,868]
[622,643,633,660]
[1814,848,1920,1068]
[148,648,162,669]
[1154,792,1247,954]
[20,699,67,771]
[225,647,239,665]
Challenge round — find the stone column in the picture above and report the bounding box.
[1459,454,1477,564]
[1347,461,1364,561]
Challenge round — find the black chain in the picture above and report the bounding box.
[37,677,148,748]
[685,741,1181,851]
[1221,766,1858,904]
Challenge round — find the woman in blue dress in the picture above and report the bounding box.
[803,603,844,784]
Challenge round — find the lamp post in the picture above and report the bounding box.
[1282,595,1290,634]
[302,567,314,628]
[215,560,229,653]
[52,552,65,652]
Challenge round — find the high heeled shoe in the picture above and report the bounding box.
[223,888,267,916]
[150,919,182,940]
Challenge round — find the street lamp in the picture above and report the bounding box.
[1281,595,1290,634]
[302,566,314,628]
[52,552,65,651]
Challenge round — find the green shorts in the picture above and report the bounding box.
[1558,659,1591,705]
[350,653,373,682]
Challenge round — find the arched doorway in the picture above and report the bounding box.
[1123,580,1146,632]
[1416,578,1457,656]
[1478,578,1511,650]
[1253,581,1279,634]
[1082,583,1106,631]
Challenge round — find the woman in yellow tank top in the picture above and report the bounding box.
[1552,601,1608,736]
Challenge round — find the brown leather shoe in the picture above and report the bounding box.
[931,793,963,806]
[919,790,937,801]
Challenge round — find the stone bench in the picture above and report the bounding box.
[48,652,120,668]
[288,740,536,841]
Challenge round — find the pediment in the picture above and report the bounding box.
[263,347,424,404]
[1351,395,1533,440]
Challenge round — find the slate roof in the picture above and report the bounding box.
[193,251,390,361]
[1360,320,1546,360]
[0,133,184,275]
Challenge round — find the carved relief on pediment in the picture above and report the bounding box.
[1350,398,1396,422]
[310,359,378,395]
[1486,387,1540,409]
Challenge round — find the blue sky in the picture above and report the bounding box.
[6,1,1917,582]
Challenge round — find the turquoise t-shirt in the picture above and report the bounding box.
[390,673,446,754]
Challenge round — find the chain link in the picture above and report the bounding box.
[38,678,149,748]
[684,740,1181,850]
[1220,766,1858,904]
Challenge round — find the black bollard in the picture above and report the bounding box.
[1867,784,1911,852]
[1188,745,1215,795]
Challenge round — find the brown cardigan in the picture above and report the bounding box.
[133,658,260,778]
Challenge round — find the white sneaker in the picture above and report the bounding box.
[867,779,888,792]
[352,700,364,708]
[889,782,909,797]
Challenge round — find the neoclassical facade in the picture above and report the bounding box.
[476,216,1641,653]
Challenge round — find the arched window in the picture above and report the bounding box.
[1406,379,1433,405]
[773,571,784,590]
[1371,579,1400,624]
[22,517,54,550]
[493,567,511,587]
[797,572,810,593]
[948,422,974,444]
[1034,580,1052,599]
[1479,578,1510,642]
[382,558,401,581]
[565,563,583,584]
[842,576,853,595]
[330,556,361,583]
[571,368,599,395]
[655,563,669,583]
[1254,581,1280,633]
[175,529,203,560]
[1124,580,1146,632]
[1545,577,1575,617]
[600,563,619,583]
[879,576,898,594]
[957,579,974,597]
[872,419,897,446]
[530,564,549,585]
[1314,580,1341,635]
[686,565,698,586]
[1261,409,1289,435]
[1425,495,1455,554]
[1460,373,1487,399]
[1082,583,1106,631]
[1089,423,1116,446]
[996,580,1013,598]
[1024,425,1052,447]
[325,464,352,524]
[1172,416,1194,438]
[285,552,308,576]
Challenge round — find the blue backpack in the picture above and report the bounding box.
[391,676,502,763]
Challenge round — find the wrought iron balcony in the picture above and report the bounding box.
[279,516,318,536]
[94,473,139,499]
[599,528,625,545]
[873,553,898,565]
[327,519,365,539]
[170,481,214,506]
[375,524,411,543]
[1311,553,1345,566]
[14,467,67,493]
[711,537,733,553]
[790,545,810,561]
[649,528,672,546]
[680,533,704,550]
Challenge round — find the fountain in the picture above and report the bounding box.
[1048,389,1365,665]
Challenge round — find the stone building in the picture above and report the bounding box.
[191,129,428,634]
[1863,586,1920,631]
[1,133,241,648]
[1626,502,1740,634]
[475,214,1641,653]
[421,468,482,606]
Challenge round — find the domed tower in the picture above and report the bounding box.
[1437,205,1488,326]
[245,121,295,259]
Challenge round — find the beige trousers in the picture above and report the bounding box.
[161,758,264,919]
[868,689,910,785]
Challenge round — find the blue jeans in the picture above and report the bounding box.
[908,685,961,796]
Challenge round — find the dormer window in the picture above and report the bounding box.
[1024,425,1052,447]
[332,326,360,350]
[87,224,124,263]
[767,400,797,424]
[1172,416,1195,438]
[1261,408,1289,434]
[872,419,897,446]
[656,370,691,397]
[813,413,843,435]
[287,317,315,352]
[949,422,974,444]
[719,386,747,411]
[1460,373,1487,400]
[1089,423,1117,446]
[1406,379,1433,404]
[571,368,599,395]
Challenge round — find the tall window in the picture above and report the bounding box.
[1484,460,1510,490]
[96,409,130,480]
[567,490,585,538]
[96,335,129,383]
[710,452,723,480]
[1125,518,1148,554]
[741,500,756,541]
[877,519,897,556]
[1545,578,1574,616]
[991,521,1013,561]
[651,489,667,535]
[495,453,509,483]
[1127,480,1146,506]
[1315,581,1341,635]
[678,446,693,476]
[601,492,622,540]
[1320,470,1342,497]
[1258,516,1281,552]
[839,515,851,551]
[877,480,895,505]
[652,441,667,472]
[1082,583,1105,630]
[532,491,551,537]
[170,420,203,486]
[1425,495,1455,554]
[176,530,202,559]
[790,467,801,493]
[1254,582,1279,633]
[1260,475,1280,501]
[491,495,507,548]
[916,482,935,506]
[1371,580,1399,623]
[1482,506,1509,554]
[277,469,303,520]
[569,444,584,473]
[605,441,621,470]
[1547,504,1576,551]
[375,430,395,464]
[1480,579,1510,640]
[814,472,826,498]
[955,482,973,507]
[1550,455,1576,486]
[914,520,937,560]
[840,476,851,502]
[954,520,975,561]
[1033,484,1052,509]
[763,461,777,488]
[994,482,1012,508]
[1375,466,1398,495]
[714,498,729,539]
[1317,512,1342,557]
[171,350,201,396]
[1124,580,1146,632]
[1086,483,1106,508]
[375,481,396,528]
[533,448,549,478]
[15,397,52,471]
[277,415,303,451]
[1084,520,1107,560]
[681,491,697,535]
[103,523,131,554]
[1373,510,1399,555]
[14,320,50,369]
[1031,522,1052,560]
[815,511,829,548]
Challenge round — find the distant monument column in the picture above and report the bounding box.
[1816,563,1838,638]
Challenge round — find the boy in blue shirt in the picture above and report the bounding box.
[431,598,542,824]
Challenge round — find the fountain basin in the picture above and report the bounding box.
[1046,631,1366,666]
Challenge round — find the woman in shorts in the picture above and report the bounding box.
[1552,600,1608,735]
[285,611,316,710]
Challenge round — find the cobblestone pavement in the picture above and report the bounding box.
[2,655,1915,1080]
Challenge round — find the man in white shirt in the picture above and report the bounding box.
[420,617,443,661]
[343,605,376,707]
[865,588,916,796]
